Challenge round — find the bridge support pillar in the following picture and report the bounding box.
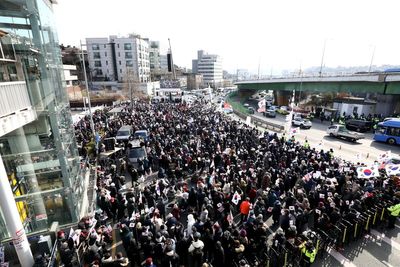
[274,90,291,106]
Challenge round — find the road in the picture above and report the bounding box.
[223,104,400,165]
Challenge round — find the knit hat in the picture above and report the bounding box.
[145,257,153,265]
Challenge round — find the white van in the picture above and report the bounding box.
[116,125,133,142]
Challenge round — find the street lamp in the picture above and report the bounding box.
[319,39,332,77]
[319,40,327,77]
[368,45,376,73]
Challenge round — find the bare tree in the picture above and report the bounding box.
[123,68,146,109]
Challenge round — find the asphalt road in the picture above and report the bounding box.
[222,103,400,165]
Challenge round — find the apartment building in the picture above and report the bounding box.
[192,50,223,87]
[86,35,151,83]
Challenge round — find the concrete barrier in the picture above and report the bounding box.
[232,109,285,132]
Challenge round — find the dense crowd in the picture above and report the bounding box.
[57,99,400,267]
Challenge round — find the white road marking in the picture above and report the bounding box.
[370,229,400,252]
[326,247,357,267]
[382,260,395,267]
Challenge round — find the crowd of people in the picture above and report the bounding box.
[57,98,400,267]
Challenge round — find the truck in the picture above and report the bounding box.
[326,124,365,142]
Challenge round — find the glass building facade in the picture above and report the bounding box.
[0,0,83,240]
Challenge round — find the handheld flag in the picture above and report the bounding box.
[357,166,380,178]
[378,150,392,163]
[257,99,266,113]
[289,127,300,135]
[231,191,241,205]
[385,164,400,176]
[227,210,234,225]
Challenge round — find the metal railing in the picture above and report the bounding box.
[235,73,400,84]
[0,81,32,118]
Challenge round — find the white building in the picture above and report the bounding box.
[192,50,223,87]
[139,81,160,96]
[333,97,377,116]
[63,64,78,86]
[86,35,150,83]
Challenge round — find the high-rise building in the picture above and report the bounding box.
[86,35,151,83]
[0,1,84,263]
[148,40,161,70]
[160,54,169,70]
[192,50,223,87]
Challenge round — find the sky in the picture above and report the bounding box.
[54,0,400,74]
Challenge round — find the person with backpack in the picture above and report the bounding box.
[188,232,204,267]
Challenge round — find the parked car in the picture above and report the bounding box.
[248,107,255,114]
[116,125,133,142]
[244,103,250,108]
[292,117,312,129]
[264,108,276,118]
[345,119,372,132]
[134,130,149,141]
[276,108,290,115]
[327,125,364,142]
[127,140,147,168]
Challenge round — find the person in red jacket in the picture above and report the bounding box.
[240,197,251,223]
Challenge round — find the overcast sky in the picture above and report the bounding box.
[54,0,400,74]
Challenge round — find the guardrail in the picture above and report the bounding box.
[0,81,31,118]
[232,109,285,133]
[252,115,285,132]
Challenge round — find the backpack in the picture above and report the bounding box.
[192,243,203,256]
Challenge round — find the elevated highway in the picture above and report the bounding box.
[236,73,400,94]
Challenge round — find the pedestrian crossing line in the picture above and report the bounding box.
[370,229,400,252]
[326,247,357,267]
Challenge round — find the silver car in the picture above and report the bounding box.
[292,118,312,129]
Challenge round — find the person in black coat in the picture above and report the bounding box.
[279,209,290,233]
[212,241,225,267]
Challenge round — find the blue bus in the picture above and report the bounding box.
[373,119,400,145]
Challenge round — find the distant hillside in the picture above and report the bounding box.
[304,64,400,74]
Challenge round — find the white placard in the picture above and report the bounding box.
[246,116,251,125]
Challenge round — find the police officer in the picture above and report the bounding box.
[387,199,400,229]
[303,139,310,149]
[299,240,316,267]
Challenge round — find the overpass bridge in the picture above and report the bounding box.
[235,73,400,94]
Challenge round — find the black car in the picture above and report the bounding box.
[345,119,372,132]
[248,107,255,114]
